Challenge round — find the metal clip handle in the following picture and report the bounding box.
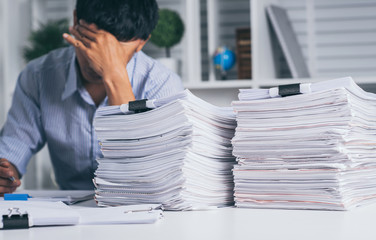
[7,208,24,218]
[124,205,164,214]
[124,207,154,214]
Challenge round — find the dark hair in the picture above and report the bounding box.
[76,0,159,41]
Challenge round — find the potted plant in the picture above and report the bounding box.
[150,9,185,74]
[23,19,69,62]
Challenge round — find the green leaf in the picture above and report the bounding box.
[23,19,69,62]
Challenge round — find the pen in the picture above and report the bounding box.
[9,176,16,182]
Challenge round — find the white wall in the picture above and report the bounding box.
[0,0,32,126]
[276,0,376,79]
[0,4,4,126]
[0,0,58,190]
[190,88,239,107]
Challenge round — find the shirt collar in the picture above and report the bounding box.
[62,51,79,101]
[61,51,110,107]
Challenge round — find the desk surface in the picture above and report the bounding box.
[1,199,376,240]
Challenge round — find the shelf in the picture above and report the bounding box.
[184,79,253,90]
[183,76,376,90]
[259,76,376,87]
[148,0,376,92]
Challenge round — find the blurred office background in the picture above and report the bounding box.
[1,0,376,189]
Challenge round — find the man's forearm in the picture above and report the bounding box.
[103,70,135,106]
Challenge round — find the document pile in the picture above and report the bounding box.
[93,90,236,210]
[232,77,376,210]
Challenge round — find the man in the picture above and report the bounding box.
[0,0,183,193]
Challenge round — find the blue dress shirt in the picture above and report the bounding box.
[0,46,184,190]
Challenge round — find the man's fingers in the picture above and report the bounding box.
[0,160,21,195]
[63,31,87,50]
[76,25,96,41]
[69,26,93,48]
[0,159,10,168]
[0,177,20,187]
[79,19,99,32]
[69,26,86,44]
[63,33,82,48]
[0,166,12,178]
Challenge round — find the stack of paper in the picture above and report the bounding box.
[93,90,236,210]
[232,77,376,210]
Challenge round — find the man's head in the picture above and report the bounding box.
[75,0,159,42]
[71,0,159,85]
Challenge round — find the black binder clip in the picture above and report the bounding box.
[2,208,29,229]
[128,99,152,113]
[278,83,301,97]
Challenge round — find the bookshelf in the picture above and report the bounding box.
[250,0,376,90]
[143,0,376,94]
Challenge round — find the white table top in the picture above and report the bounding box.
[1,200,376,240]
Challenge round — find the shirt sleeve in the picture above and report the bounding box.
[0,66,46,175]
[142,61,185,100]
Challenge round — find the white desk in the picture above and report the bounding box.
[1,200,376,240]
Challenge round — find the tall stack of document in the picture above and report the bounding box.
[93,90,236,210]
[232,77,376,210]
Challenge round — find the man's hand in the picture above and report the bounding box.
[63,20,146,105]
[0,159,21,195]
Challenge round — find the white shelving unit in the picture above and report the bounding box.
[147,0,376,93]
[249,0,376,89]
[0,0,32,125]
